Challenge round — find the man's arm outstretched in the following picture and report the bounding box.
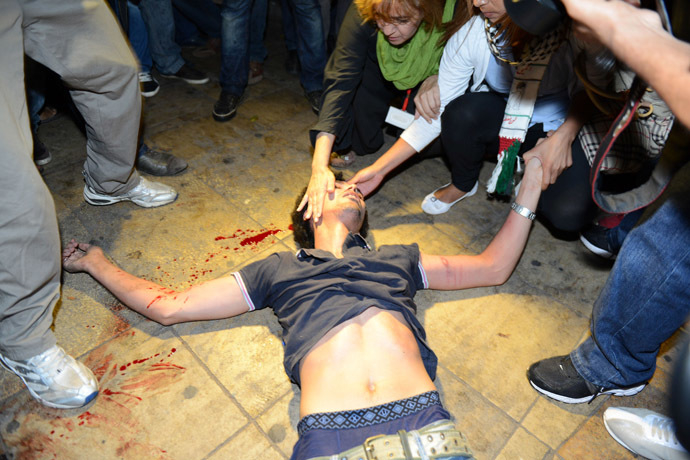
[63,241,250,325]
[421,158,543,290]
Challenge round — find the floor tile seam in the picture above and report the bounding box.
[174,331,290,458]
[435,361,521,425]
[507,396,559,457]
[549,409,603,457]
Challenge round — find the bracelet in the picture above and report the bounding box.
[511,202,536,221]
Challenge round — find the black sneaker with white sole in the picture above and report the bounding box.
[213,91,241,122]
[160,63,209,85]
[527,355,646,404]
[139,72,160,97]
[580,224,617,259]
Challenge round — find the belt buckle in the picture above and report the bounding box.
[363,434,386,460]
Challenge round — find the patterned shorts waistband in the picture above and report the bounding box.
[297,391,441,436]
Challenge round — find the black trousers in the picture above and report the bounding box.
[440,91,595,233]
[334,57,420,156]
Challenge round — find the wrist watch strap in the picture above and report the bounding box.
[511,202,536,221]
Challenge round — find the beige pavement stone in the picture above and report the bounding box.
[174,308,293,418]
[426,293,588,420]
[522,397,601,449]
[0,322,247,459]
[436,367,516,459]
[495,427,550,460]
[208,424,285,460]
[256,390,301,457]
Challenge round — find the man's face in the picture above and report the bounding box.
[321,182,366,230]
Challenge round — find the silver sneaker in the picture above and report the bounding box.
[83,177,178,208]
[604,407,690,460]
[0,345,99,409]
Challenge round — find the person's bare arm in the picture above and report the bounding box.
[421,158,543,289]
[347,137,418,196]
[62,240,250,325]
[562,0,690,128]
[523,92,594,190]
[298,132,337,222]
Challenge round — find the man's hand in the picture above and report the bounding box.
[562,0,650,44]
[414,74,440,124]
[62,239,102,273]
[347,165,384,197]
[522,130,574,190]
[297,167,336,222]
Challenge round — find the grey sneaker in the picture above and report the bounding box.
[83,177,178,208]
[0,345,98,409]
[604,407,690,460]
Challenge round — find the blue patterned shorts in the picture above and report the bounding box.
[291,391,453,459]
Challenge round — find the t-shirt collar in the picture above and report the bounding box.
[296,233,371,259]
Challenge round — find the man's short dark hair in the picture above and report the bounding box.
[291,174,369,249]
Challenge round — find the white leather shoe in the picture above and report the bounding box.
[421,181,478,215]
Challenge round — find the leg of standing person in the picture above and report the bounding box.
[281,0,300,75]
[172,0,222,41]
[0,0,98,409]
[289,0,327,112]
[213,0,252,122]
[528,188,690,403]
[127,1,160,98]
[22,0,178,207]
[248,0,268,85]
[139,0,209,84]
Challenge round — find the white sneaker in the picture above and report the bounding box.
[421,181,478,215]
[604,407,690,460]
[84,177,178,208]
[0,345,99,409]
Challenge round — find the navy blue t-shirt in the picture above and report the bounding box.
[233,233,436,386]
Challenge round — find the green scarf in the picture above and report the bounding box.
[376,0,456,90]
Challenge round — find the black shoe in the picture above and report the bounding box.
[285,50,300,76]
[33,137,52,166]
[160,63,209,85]
[139,72,160,97]
[137,146,188,176]
[528,355,646,404]
[304,90,322,114]
[580,224,617,259]
[213,91,241,122]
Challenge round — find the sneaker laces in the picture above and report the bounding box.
[26,346,70,381]
[650,415,682,447]
[138,72,153,83]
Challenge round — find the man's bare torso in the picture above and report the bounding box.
[298,306,436,417]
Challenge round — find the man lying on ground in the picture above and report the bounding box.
[63,158,543,460]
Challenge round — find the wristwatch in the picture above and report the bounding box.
[511,202,536,221]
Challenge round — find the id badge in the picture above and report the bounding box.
[385,106,415,130]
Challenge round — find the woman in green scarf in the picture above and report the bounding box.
[299,0,455,223]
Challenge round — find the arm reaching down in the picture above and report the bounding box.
[62,240,250,325]
[421,157,543,289]
[298,132,337,222]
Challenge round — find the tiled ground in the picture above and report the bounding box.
[2,7,688,460]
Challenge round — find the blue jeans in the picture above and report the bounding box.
[607,208,645,252]
[249,0,268,63]
[220,0,324,95]
[139,0,185,75]
[172,0,221,43]
[127,2,152,73]
[571,190,690,388]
